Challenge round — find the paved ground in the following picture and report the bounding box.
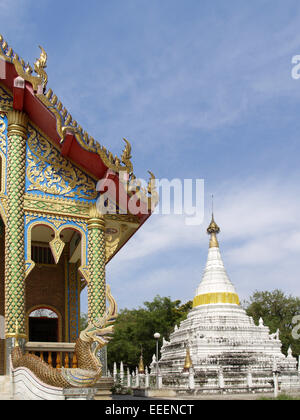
[113,395,161,400]
[112,393,261,400]
[1,390,298,400]
[0,393,12,400]
[112,392,300,400]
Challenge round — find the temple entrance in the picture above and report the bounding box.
[28,308,59,343]
[26,224,84,343]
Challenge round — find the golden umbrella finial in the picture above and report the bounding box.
[207,195,220,248]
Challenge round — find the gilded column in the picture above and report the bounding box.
[5,110,28,359]
[87,204,106,324]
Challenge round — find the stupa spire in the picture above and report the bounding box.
[207,195,220,248]
[192,206,240,308]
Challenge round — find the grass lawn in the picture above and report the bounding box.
[259,394,300,400]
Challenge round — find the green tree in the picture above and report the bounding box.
[80,312,88,331]
[106,295,192,371]
[243,289,300,358]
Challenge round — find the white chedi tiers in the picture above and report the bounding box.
[158,215,297,388]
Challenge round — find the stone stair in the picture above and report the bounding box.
[0,376,12,400]
[94,377,114,400]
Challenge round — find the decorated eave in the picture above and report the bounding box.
[0,35,158,227]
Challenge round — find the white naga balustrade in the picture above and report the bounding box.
[111,361,158,390]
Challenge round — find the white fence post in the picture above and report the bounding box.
[135,367,139,387]
[120,361,124,385]
[218,367,224,391]
[189,368,195,390]
[145,366,150,388]
[127,368,131,388]
[158,372,162,389]
[113,362,117,383]
[273,359,279,398]
[247,367,253,389]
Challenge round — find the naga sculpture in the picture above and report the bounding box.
[11,285,117,388]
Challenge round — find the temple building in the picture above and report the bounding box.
[0,34,157,390]
[158,215,299,392]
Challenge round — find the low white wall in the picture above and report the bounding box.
[12,366,65,400]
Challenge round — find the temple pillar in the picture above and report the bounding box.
[87,204,107,375]
[87,204,106,324]
[4,110,28,373]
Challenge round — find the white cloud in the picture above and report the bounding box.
[214,177,300,239]
[225,232,289,266]
[104,174,300,310]
[114,213,205,263]
[113,175,300,263]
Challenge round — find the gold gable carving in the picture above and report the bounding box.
[0,84,13,112]
[26,125,98,200]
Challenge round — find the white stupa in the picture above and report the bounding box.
[158,215,298,389]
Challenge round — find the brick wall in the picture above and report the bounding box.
[0,239,71,375]
[25,256,66,341]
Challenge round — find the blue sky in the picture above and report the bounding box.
[2,0,300,311]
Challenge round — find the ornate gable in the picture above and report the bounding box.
[26,124,98,202]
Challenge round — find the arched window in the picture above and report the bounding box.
[28,306,59,342]
[29,308,58,318]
